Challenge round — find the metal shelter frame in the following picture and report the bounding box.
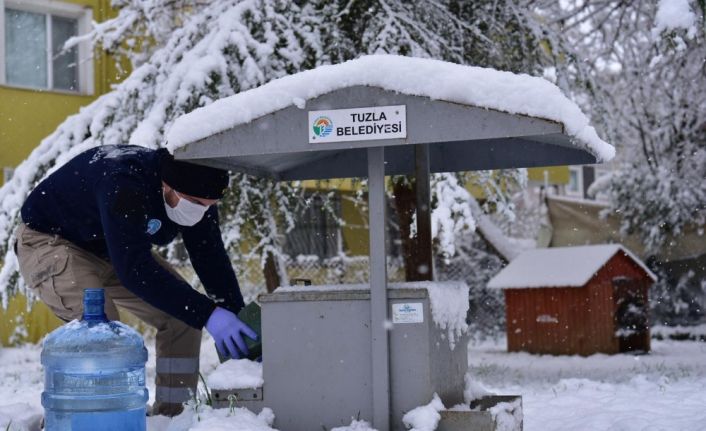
[173,84,601,430]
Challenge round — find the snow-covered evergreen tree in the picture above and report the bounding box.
[542,0,706,254]
[604,1,706,254]
[0,0,595,302]
[537,0,706,324]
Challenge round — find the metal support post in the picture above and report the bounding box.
[368,146,390,431]
[414,144,433,281]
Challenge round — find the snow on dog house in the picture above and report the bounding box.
[488,244,656,356]
[168,55,615,431]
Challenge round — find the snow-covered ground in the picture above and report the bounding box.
[469,336,706,431]
[1,332,705,430]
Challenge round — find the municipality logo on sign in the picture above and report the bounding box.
[312,116,334,138]
[308,105,406,144]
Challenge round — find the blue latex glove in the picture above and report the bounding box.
[205,306,258,359]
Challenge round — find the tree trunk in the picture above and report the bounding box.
[263,251,281,293]
[392,177,432,281]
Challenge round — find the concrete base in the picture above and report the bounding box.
[211,391,523,431]
[212,387,263,413]
[440,411,494,431]
[439,396,523,431]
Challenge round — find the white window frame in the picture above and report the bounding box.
[594,165,610,180]
[566,165,584,198]
[0,0,93,94]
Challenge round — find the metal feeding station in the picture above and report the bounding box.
[170,56,609,431]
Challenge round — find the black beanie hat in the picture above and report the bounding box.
[159,149,229,199]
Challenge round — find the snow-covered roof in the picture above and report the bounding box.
[487,244,656,289]
[166,55,614,162]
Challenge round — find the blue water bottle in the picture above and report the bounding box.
[41,288,148,430]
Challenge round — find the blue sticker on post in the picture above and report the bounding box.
[146,218,162,235]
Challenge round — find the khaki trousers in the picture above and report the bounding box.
[15,223,201,417]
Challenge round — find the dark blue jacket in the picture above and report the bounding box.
[21,145,245,328]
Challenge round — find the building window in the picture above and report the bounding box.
[566,166,583,197]
[0,0,93,93]
[284,193,342,259]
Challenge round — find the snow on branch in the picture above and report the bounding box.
[0,0,616,302]
[652,0,699,39]
[0,0,318,300]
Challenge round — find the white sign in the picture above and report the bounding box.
[391,302,424,324]
[308,105,407,144]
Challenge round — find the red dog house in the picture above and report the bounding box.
[488,244,656,356]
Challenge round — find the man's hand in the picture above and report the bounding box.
[205,306,259,359]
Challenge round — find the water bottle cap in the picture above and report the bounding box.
[83,288,107,322]
[84,288,104,301]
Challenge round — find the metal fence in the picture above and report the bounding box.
[234,254,406,303]
[233,250,507,338]
[436,256,506,338]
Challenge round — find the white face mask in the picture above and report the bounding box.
[163,191,209,226]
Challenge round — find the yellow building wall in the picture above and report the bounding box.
[305,168,570,254]
[300,179,358,192]
[0,0,129,345]
[300,180,369,255]
[527,166,570,185]
[0,294,63,345]
[341,191,369,256]
[465,166,570,199]
[0,0,129,185]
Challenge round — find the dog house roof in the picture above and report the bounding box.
[488,244,657,290]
